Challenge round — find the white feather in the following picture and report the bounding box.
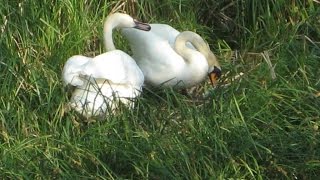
[121,24,220,88]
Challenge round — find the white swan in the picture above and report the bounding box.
[121,24,221,88]
[62,13,151,118]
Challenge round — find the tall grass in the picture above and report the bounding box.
[1,0,319,179]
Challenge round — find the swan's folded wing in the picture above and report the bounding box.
[62,55,91,86]
[80,50,143,87]
[124,57,145,88]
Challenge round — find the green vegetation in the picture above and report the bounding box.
[1,0,319,179]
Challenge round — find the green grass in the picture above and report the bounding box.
[1,0,320,179]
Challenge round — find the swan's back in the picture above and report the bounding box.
[81,50,144,88]
[122,24,179,46]
[149,24,180,45]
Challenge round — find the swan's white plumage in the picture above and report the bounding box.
[62,13,148,118]
[81,50,144,86]
[121,24,220,88]
[62,55,91,86]
[148,24,180,46]
[63,51,144,118]
[63,50,144,88]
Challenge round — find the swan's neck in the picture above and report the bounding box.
[174,31,210,63]
[174,31,219,71]
[103,17,118,51]
[104,27,115,51]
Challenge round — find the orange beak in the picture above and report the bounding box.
[208,66,221,86]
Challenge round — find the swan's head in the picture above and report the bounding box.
[207,52,221,86]
[105,13,151,31]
